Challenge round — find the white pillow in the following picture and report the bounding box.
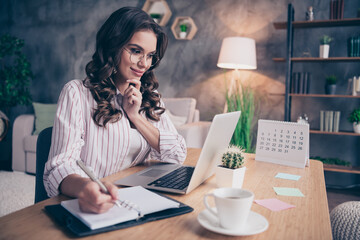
[166,110,187,127]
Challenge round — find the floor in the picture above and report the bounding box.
[326,186,360,213]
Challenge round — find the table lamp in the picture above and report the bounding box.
[217,37,257,111]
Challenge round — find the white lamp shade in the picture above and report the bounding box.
[217,37,257,70]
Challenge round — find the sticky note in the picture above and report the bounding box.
[273,187,304,197]
[275,173,301,181]
[255,198,295,211]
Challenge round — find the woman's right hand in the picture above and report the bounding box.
[60,175,119,214]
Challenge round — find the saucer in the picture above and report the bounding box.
[197,208,269,236]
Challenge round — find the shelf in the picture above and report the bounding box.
[310,130,360,136]
[273,18,360,29]
[290,94,360,98]
[171,17,198,40]
[323,164,360,174]
[142,0,172,26]
[273,57,360,62]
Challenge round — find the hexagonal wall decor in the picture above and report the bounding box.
[171,17,198,40]
[142,0,172,26]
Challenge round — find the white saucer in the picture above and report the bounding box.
[197,208,269,236]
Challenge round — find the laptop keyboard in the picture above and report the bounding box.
[148,166,194,190]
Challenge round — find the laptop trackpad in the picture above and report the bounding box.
[139,169,168,177]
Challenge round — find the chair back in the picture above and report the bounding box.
[35,127,52,203]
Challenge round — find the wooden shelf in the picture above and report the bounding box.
[273,18,360,29]
[142,0,172,26]
[273,57,360,62]
[290,94,360,98]
[310,130,360,136]
[323,164,360,174]
[171,17,198,40]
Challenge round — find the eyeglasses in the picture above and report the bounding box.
[123,48,159,67]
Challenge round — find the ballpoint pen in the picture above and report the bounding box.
[76,160,143,219]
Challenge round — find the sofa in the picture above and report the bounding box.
[12,98,211,174]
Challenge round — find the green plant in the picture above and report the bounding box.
[0,34,32,114]
[325,75,337,85]
[180,23,188,32]
[311,156,351,166]
[348,108,360,124]
[225,79,258,153]
[320,35,333,45]
[150,13,162,19]
[221,145,245,169]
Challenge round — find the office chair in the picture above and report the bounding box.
[35,127,52,203]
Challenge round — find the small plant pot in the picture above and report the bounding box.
[215,166,246,188]
[179,31,187,39]
[320,44,329,58]
[353,122,360,134]
[325,84,336,95]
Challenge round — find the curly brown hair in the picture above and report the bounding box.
[83,7,168,127]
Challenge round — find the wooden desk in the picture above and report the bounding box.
[0,149,332,239]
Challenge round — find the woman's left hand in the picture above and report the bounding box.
[122,79,142,119]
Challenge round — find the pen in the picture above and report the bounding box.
[76,160,143,219]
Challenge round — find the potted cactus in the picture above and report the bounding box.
[179,23,188,39]
[215,145,246,188]
[348,108,360,133]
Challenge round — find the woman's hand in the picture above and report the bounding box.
[76,180,119,214]
[122,79,142,119]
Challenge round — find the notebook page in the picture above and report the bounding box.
[61,186,180,230]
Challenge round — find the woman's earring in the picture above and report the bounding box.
[113,68,117,75]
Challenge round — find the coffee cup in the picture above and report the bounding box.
[203,188,254,230]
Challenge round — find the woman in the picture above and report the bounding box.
[44,7,187,213]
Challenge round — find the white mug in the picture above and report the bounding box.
[203,188,254,230]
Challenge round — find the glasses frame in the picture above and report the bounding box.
[123,48,159,68]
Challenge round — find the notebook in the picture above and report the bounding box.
[255,119,309,168]
[115,111,241,194]
[45,187,193,237]
[60,186,179,230]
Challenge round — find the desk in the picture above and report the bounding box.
[0,149,332,239]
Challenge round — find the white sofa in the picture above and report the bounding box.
[12,98,211,174]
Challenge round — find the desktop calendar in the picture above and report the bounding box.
[255,119,309,168]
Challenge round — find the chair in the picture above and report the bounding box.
[35,127,52,203]
[330,201,360,240]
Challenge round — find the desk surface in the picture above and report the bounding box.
[0,149,332,240]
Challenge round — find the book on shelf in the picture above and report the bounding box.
[330,0,344,19]
[348,36,360,57]
[320,110,341,133]
[291,72,311,94]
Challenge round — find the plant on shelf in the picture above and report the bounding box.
[319,35,333,58]
[348,108,360,133]
[179,23,188,39]
[150,13,162,24]
[216,145,246,188]
[325,74,337,95]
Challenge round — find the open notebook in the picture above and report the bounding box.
[60,186,180,230]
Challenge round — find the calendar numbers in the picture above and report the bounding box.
[257,126,306,155]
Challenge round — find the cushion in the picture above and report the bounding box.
[32,102,57,135]
[166,110,187,128]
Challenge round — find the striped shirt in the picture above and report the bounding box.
[44,79,187,197]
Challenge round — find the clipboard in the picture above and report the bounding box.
[45,193,193,237]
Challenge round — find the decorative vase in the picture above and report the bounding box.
[179,31,187,39]
[215,166,246,188]
[320,44,329,58]
[353,122,360,134]
[325,84,336,94]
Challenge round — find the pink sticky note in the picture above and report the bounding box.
[255,198,295,212]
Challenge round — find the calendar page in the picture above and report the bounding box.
[255,119,309,168]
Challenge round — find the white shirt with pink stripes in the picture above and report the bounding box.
[43,79,187,197]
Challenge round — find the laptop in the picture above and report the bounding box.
[115,111,241,194]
